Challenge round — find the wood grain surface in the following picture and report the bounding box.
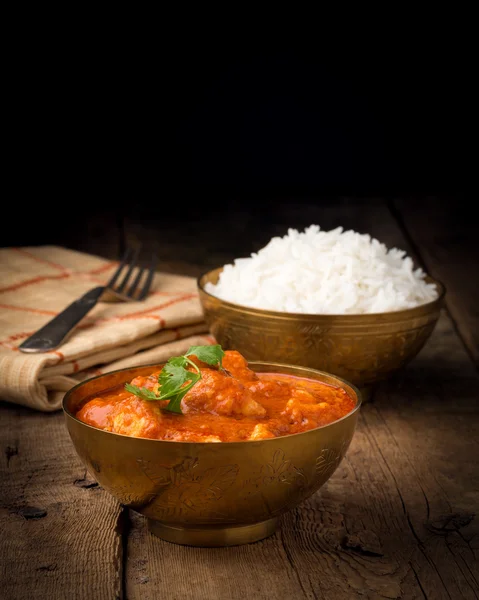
[392,197,479,367]
[1,197,478,599]
[0,405,126,600]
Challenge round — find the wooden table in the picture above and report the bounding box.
[1,198,478,599]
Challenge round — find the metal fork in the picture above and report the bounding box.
[19,247,157,353]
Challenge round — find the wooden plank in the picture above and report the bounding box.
[126,512,308,599]
[392,197,479,366]
[125,199,479,598]
[0,404,125,600]
[0,212,125,598]
[4,198,475,598]
[279,312,479,599]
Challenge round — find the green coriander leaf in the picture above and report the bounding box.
[185,344,225,368]
[163,392,184,414]
[161,377,197,413]
[158,363,199,400]
[124,344,226,414]
[159,368,201,413]
[167,356,188,368]
[124,383,161,402]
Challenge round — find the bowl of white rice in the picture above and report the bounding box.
[198,225,445,395]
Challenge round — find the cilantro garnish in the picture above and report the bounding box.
[124,344,225,414]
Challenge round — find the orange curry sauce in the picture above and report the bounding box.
[76,351,356,442]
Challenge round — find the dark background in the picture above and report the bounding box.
[4,37,475,249]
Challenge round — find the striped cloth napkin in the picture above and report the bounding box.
[0,246,213,411]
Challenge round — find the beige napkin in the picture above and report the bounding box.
[0,246,213,411]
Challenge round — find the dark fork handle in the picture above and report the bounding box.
[18,287,105,353]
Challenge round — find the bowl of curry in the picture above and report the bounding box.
[63,348,361,547]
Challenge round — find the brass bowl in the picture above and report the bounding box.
[63,362,360,547]
[198,268,446,398]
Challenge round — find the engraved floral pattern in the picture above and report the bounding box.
[238,448,309,519]
[136,456,239,520]
[92,460,152,506]
[96,438,355,524]
[315,448,341,478]
[315,438,351,479]
[242,449,307,490]
[207,305,438,386]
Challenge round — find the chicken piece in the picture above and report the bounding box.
[281,398,304,425]
[246,377,290,398]
[164,431,222,443]
[76,398,114,430]
[249,423,275,440]
[222,350,259,382]
[280,388,311,423]
[107,396,163,438]
[197,435,222,443]
[181,367,266,417]
[289,388,317,404]
[129,372,160,394]
[281,390,344,427]
[188,349,259,382]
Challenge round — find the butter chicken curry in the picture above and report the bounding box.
[76,347,356,442]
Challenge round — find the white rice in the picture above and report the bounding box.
[204,225,439,314]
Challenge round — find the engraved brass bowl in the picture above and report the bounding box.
[198,268,445,399]
[63,362,360,547]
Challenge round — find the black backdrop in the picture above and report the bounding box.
[160,47,471,197]
[4,38,474,247]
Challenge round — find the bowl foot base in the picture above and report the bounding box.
[147,517,278,547]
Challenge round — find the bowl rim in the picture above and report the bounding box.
[62,360,362,445]
[197,266,446,320]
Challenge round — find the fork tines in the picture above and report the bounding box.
[107,247,157,301]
